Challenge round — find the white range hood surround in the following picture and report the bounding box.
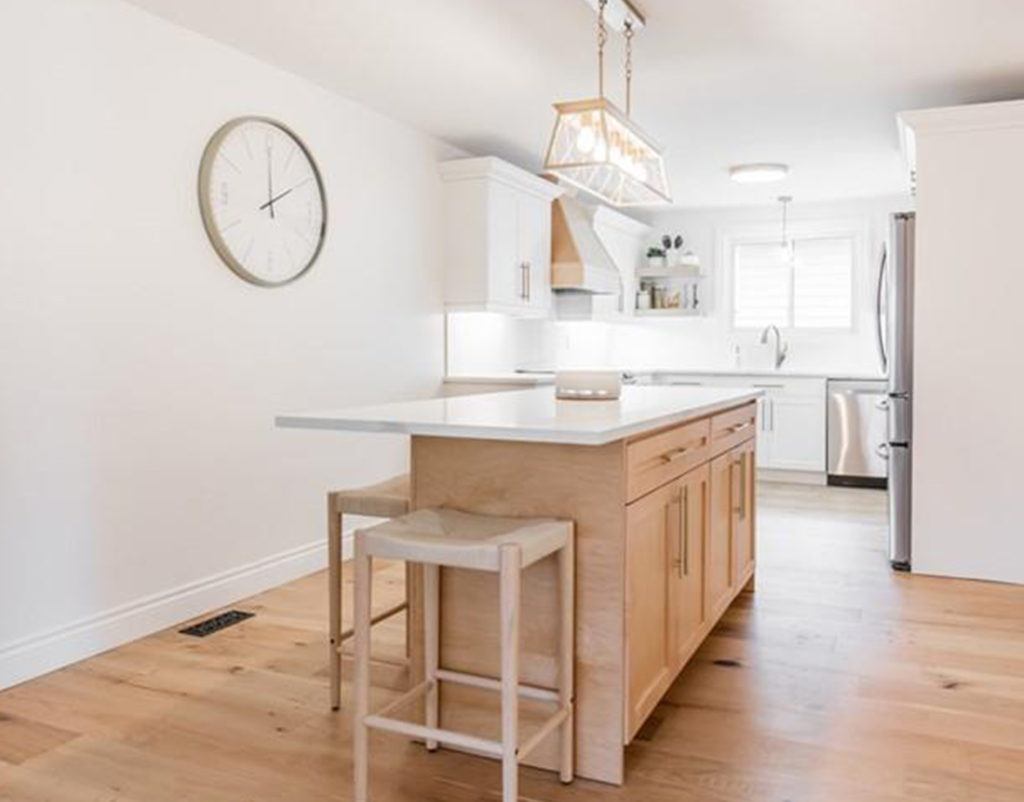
[550,195,622,295]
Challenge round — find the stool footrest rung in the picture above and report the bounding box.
[363,715,503,758]
[434,668,558,703]
[518,705,571,761]
[370,679,432,720]
[338,600,408,645]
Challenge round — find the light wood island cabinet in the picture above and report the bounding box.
[278,387,760,785]
[625,404,756,741]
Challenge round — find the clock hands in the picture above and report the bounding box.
[258,177,312,212]
[265,144,275,220]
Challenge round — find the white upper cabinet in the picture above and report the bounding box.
[439,157,562,317]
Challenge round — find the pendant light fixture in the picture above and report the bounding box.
[778,195,794,261]
[543,0,671,207]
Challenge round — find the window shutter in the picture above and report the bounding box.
[733,242,792,329]
[793,236,853,329]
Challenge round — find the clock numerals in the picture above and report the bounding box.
[199,117,326,287]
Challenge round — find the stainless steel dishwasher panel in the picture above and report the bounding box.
[827,379,888,488]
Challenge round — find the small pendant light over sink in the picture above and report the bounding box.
[543,0,671,207]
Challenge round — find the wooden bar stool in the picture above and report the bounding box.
[352,508,575,802]
[327,474,410,711]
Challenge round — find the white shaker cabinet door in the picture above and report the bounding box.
[764,395,826,471]
[488,182,524,310]
[517,193,552,315]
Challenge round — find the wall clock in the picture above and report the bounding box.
[198,116,327,287]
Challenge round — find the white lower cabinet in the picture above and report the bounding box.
[657,374,827,474]
[755,384,827,471]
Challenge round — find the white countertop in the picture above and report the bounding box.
[445,368,886,384]
[277,386,762,446]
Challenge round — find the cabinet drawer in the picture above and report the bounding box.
[709,402,757,457]
[626,419,710,502]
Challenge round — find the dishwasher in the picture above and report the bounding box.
[826,379,888,488]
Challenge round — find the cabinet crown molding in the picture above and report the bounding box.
[439,156,563,201]
[899,99,1024,135]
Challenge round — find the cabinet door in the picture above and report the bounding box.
[765,395,826,471]
[487,182,525,311]
[670,465,708,668]
[731,438,756,584]
[625,479,678,738]
[706,451,735,620]
[517,194,551,314]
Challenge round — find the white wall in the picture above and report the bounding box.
[907,101,1024,585]
[0,0,454,688]
[447,195,911,376]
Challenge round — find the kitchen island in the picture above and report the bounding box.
[278,386,761,785]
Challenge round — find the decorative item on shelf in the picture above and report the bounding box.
[645,246,666,270]
[543,0,670,207]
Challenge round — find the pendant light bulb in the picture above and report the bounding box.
[576,125,597,154]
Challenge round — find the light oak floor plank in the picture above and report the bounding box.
[2,484,1022,801]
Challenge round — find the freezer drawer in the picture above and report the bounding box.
[827,380,888,487]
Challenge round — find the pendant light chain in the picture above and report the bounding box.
[623,19,634,116]
[597,0,608,98]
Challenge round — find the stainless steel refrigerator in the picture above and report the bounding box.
[876,212,914,571]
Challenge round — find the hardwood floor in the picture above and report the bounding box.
[2,484,1023,801]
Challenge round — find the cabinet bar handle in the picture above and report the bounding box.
[520,262,529,300]
[661,445,692,464]
[738,452,747,520]
[681,485,689,577]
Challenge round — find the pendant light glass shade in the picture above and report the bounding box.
[544,97,670,207]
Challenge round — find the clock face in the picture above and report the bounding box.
[198,117,326,286]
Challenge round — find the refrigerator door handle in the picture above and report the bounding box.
[875,243,888,374]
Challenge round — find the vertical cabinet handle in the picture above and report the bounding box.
[739,452,747,520]
[519,262,528,300]
[681,485,689,577]
[669,489,683,578]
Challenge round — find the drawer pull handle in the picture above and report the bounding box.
[661,446,692,464]
[721,420,754,436]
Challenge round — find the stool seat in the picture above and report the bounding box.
[358,508,571,571]
[331,474,410,518]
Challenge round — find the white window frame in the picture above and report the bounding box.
[718,218,866,336]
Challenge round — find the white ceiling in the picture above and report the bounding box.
[126,0,1024,207]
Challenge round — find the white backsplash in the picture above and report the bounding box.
[447,195,912,379]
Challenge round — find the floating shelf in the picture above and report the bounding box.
[634,307,703,318]
[638,264,704,279]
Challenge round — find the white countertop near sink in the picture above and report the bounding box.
[445,368,886,385]
[277,385,762,446]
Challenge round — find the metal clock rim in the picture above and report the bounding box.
[197,115,328,288]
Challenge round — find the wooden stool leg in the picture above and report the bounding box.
[499,545,521,802]
[558,533,575,783]
[328,502,342,712]
[424,562,440,751]
[353,539,373,802]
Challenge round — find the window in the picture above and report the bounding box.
[732,235,854,330]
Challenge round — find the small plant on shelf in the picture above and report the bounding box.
[646,246,667,269]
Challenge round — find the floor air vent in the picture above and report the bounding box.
[179,609,254,637]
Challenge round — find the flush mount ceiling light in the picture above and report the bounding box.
[543,0,671,207]
[729,163,789,184]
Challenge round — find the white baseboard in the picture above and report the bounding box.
[0,533,352,692]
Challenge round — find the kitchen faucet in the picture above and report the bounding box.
[760,325,789,370]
